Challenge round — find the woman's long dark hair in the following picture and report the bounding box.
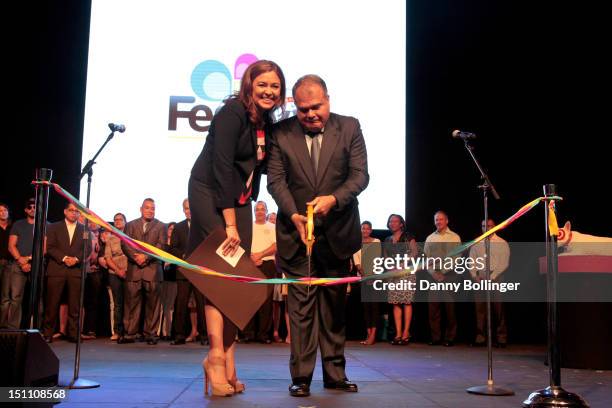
[387,213,412,242]
[386,214,406,232]
[229,60,286,128]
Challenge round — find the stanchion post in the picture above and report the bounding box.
[29,168,53,329]
[522,184,588,407]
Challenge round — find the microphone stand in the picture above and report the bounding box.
[62,129,117,389]
[463,139,513,397]
[79,131,116,180]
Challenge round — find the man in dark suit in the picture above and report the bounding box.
[169,198,207,345]
[43,202,91,342]
[120,198,166,345]
[267,75,369,397]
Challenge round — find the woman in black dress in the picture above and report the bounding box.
[188,60,286,396]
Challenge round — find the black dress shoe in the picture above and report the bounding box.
[146,337,158,345]
[200,337,209,346]
[443,340,454,347]
[43,335,53,343]
[494,341,507,348]
[118,336,135,344]
[170,338,186,345]
[289,383,310,397]
[324,379,358,392]
[470,341,485,347]
[428,340,441,346]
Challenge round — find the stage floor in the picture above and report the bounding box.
[49,339,610,408]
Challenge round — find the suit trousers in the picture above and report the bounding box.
[107,273,125,336]
[43,274,81,338]
[173,279,206,340]
[84,270,103,334]
[474,289,507,343]
[279,235,350,386]
[242,260,276,340]
[158,280,177,337]
[428,273,458,342]
[123,279,161,339]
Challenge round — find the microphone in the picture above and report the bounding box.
[108,123,126,133]
[452,129,476,140]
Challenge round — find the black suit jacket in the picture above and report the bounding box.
[267,113,369,261]
[169,218,189,280]
[122,218,166,282]
[46,220,92,278]
[190,98,270,209]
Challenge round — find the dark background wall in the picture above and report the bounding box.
[3,1,608,342]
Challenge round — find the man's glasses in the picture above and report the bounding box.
[26,205,36,209]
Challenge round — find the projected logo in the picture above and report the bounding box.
[190,53,257,101]
[169,53,295,134]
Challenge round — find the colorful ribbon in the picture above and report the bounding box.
[448,195,562,256]
[33,181,560,284]
[33,181,371,286]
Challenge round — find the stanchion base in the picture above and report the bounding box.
[60,377,101,389]
[523,386,589,407]
[467,384,515,396]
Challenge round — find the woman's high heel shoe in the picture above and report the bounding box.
[228,378,245,393]
[203,358,234,397]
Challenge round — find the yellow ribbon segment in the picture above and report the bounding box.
[548,201,559,237]
[306,203,314,256]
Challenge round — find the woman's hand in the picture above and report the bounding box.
[222,225,241,256]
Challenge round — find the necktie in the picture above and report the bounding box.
[143,222,148,233]
[307,132,320,176]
